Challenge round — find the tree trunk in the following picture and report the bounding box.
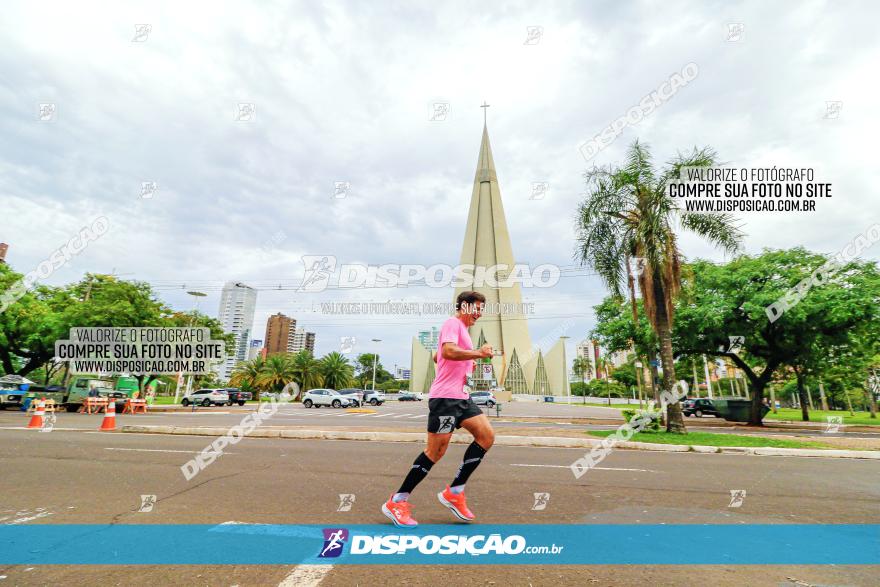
[796,369,809,422]
[652,288,685,434]
[818,380,829,412]
[845,387,855,415]
[866,379,878,419]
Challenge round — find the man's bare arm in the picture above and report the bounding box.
[441,341,492,361]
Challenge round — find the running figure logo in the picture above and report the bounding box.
[319,528,349,558]
[437,416,455,434]
[337,494,356,512]
[299,255,337,292]
[532,492,550,511]
[728,489,746,508]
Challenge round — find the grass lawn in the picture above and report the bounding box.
[573,403,880,426]
[587,430,835,449]
[764,408,879,426]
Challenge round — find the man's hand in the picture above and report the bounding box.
[478,344,493,359]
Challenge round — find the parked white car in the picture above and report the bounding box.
[302,388,355,408]
[182,388,229,407]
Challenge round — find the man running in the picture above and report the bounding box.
[382,291,495,526]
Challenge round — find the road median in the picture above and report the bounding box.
[120,425,880,459]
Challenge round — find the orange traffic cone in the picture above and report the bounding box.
[99,398,116,431]
[27,399,45,429]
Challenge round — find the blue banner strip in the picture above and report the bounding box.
[1,524,877,565]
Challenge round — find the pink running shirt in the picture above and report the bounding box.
[428,317,474,399]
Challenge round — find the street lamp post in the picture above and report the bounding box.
[175,291,207,404]
[371,338,382,391]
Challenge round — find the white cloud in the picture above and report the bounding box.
[0,0,877,368]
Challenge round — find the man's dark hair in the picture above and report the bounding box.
[455,290,486,311]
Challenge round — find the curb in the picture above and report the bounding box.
[119,425,880,459]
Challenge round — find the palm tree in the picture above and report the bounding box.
[257,353,298,392]
[229,356,266,391]
[572,356,590,404]
[575,140,742,432]
[320,352,354,390]
[291,350,324,393]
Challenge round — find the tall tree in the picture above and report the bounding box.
[575,140,743,432]
[291,350,324,392]
[320,351,354,390]
[258,354,298,392]
[229,356,266,391]
[673,250,880,424]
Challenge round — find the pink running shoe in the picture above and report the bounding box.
[382,496,418,527]
[438,486,475,521]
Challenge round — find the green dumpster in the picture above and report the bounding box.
[712,398,770,422]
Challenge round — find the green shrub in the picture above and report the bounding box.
[622,408,662,432]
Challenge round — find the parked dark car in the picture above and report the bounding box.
[682,398,721,418]
[398,392,423,401]
[222,388,252,406]
[338,388,363,407]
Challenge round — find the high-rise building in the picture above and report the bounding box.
[290,327,316,355]
[417,327,440,350]
[264,313,297,354]
[248,339,263,360]
[575,339,600,382]
[216,281,257,380]
[609,348,633,368]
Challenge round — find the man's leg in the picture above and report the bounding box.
[392,432,451,502]
[450,414,494,492]
[437,413,494,521]
[383,432,451,527]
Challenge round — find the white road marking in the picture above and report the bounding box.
[166,412,232,415]
[103,448,238,454]
[370,413,392,417]
[392,414,411,418]
[212,521,333,587]
[4,510,54,525]
[510,463,656,472]
[278,564,333,586]
[408,414,426,419]
[0,426,94,431]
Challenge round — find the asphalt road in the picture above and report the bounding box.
[1,425,878,586]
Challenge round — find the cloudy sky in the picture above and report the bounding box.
[2,0,877,371]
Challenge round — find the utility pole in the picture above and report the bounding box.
[177,291,207,403]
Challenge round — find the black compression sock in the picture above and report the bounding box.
[396,451,435,495]
[450,441,488,488]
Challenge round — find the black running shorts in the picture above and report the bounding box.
[427,397,483,434]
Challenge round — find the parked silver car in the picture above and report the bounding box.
[302,389,355,409]
[470,390,497,407]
